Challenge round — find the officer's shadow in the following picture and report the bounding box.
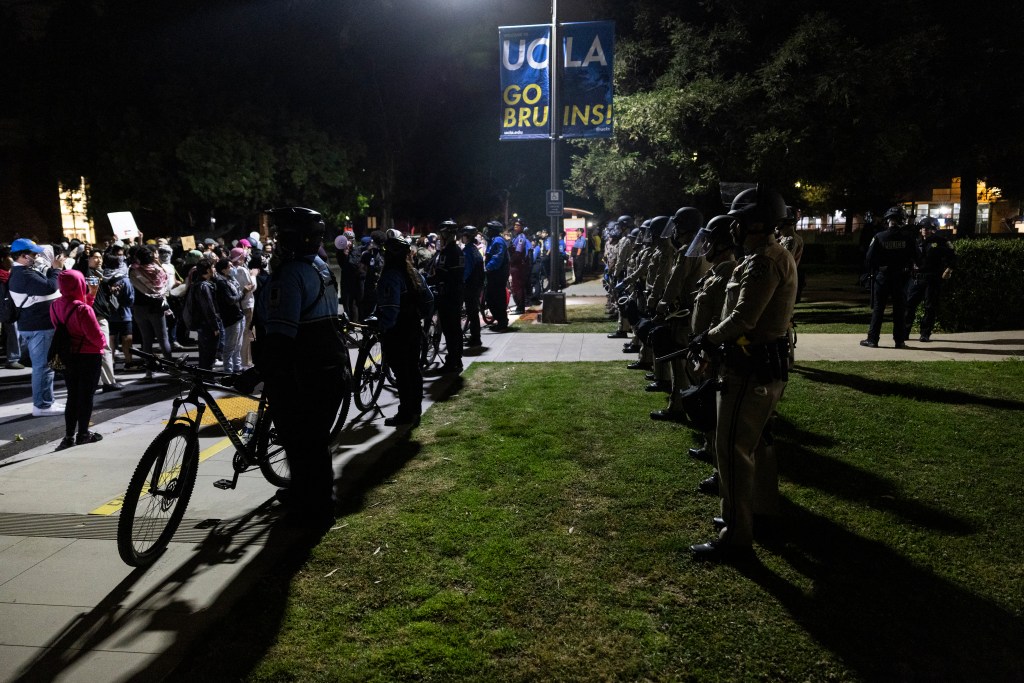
[791,364,1024,411]
[737,497,1024,681]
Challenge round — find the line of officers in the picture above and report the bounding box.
[859,205,957,349]
[602,187,798,562]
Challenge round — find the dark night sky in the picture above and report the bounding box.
[36,0,619,226]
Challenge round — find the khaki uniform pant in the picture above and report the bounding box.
[714,366,783,547]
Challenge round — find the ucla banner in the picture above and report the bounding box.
[560,21,614,139]
[499,24,551,141]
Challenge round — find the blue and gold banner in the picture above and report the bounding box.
[499,24,551,141]
[560,21,614,139]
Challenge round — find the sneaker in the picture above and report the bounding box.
[55,437,76,451]
[102,383,125,392]
[859,339,878,348]
[4,361,25,370]
[76,431,103,445]
[32,403,65,417]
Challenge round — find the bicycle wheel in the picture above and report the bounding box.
[480,290,495,325]
[254,408,290,489]
[117,422,199,567]
[354,337,386,410]
[329,360,353,441]
[421,314,445,368]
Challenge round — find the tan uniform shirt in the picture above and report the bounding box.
[691,259,738,335]
[709,235,797,344]
[661,250,711,313]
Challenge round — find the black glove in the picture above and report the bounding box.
[688,331,716,354]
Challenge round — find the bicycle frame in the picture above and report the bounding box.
[135,349,268,492]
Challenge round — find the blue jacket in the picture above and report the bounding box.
[485,236,509,274]
[8,263,60,332]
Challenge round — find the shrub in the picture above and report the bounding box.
[938,237,1024,331]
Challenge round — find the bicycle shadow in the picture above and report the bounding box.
[9,501,303,683]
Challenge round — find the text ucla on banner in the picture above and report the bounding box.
[499,24,551,141]
[560,21,614,139]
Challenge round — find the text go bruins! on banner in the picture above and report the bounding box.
[499,21,614,141]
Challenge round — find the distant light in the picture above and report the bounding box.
[794,181,802,188]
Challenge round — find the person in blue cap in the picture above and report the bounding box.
[8,238,66,416]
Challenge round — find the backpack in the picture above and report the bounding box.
[182,285,201,331]
[0,279,19,324]
[47,304,81,371]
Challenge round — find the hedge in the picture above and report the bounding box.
[937,238,1024,332]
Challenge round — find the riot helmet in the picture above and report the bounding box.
[460,225,479,238]
[685,215,738,259]
[628,227,641,240]
[438,220,458,239]
[917,216,939,231]
[650,216,671,242]
[883,205,907,225]
[639,219,654,245]
[485,220,504,237]
[728,186,787,232]
[665,206,704,241]
[267,207,325,257]
[616,215,634,231]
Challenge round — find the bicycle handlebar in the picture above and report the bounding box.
[132,348,259,394]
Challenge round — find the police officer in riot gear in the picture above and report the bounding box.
[861,205,918,348]
[688,187,797,562]
[484,220,510,331]
[254,207,348,528]
[431,220,465,372]
[904,217,956,342]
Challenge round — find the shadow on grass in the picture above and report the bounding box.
[741,499,1024,681]
[774,417,975,535]
[791,365,1024,411]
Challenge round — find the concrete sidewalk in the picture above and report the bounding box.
[1,318,1021,682]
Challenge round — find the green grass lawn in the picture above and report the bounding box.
[180,360,1024,682]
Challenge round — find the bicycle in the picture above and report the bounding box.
[352,318,389,411]
[116,349,352,567]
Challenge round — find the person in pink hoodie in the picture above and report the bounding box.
[50,268,107,450]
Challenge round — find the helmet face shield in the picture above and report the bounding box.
[684,228,715,258]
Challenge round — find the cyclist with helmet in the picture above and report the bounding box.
[461,226,484,347]
[483,221,510,332]
[430,221,465,372]
[254,207,348,527]
[861,205,918,349]
[904,216,956,342]
[688,187,797,562]
[374,233,434,426]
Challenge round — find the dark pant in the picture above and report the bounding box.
[485,273,509,327]
[382,329,423,419]
[438,300,462,366]
[867,272,908,343]
[64,354,102,437]
[464,286,482,342]
[264,367,345,515]
[905,274,941,338]
[134,304,172,365]
[197,326,218,369]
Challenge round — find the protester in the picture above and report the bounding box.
[8,238,65,416]
[50,269,106,450]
